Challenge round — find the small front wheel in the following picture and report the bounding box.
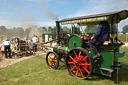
[46,51,59,69]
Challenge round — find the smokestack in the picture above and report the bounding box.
[56,21,60,44]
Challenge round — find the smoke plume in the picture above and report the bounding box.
[42,5,59,20]
[36,0,59,20]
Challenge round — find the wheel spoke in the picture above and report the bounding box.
[79,68,85,78]
[53,55,55,58]
[53,62,57,65]
[80,63,91,66]
[82,55,88,61]
[83,66,90,74]
[52,63,54,67]
[50,61,52,66]
[68,62,75,64]
[73,50,77,57]
[78,51,81,58]
[50,53,52,57]
[48,56,52,59]
[70,66,76,71]
[52,60,57,61]
[75,69,79,76]
[69,55,76,62]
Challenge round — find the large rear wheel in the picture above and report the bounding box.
[66,48,94,79]
[46,51,59,69]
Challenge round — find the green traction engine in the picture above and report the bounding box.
[46,10,128,79]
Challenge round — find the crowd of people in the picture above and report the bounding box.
[0,35,40,59]
[0,34,54,59]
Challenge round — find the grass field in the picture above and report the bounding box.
[0,47,128,85]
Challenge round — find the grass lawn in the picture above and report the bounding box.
[0,47,128,85]
[121,41,128,43]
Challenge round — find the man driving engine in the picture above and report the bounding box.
[89,21,110,59]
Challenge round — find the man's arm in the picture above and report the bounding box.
[0,43,4,48]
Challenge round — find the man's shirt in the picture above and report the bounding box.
[0,41,11,48]
[32,37,39,43]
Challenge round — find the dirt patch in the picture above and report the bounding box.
[9,78,19,82]
[0,42,57,68]
[123,43,128,46]
[0,49,52,68]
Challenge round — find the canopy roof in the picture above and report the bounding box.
[59,10,128,26]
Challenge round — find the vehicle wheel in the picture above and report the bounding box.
[46,51,59,69]
[66,48,94,79]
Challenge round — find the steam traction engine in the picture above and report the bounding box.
[46,10,128,79]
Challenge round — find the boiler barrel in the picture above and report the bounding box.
[53,45,69,55]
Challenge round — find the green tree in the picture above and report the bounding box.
[51,26,56,33]
[0,26,7,35]
[6,29,14,38]
[39,27,47,31]
[122,25,128,34]
[48,26,53,31]
[15,27,24,38]
[62,26,71,33]
[84,25,97,33]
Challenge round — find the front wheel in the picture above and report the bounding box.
[46,51,59,69]
[66,48,94,79]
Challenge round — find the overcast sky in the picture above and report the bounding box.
[0,0,128,31]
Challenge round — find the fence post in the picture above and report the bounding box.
[126,33,128,41]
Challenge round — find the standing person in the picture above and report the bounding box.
[0,39,12,58]
[32,35,39,52]
[89,21,110,59]
[49,36,52,46]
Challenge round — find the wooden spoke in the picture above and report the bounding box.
[68,62,75,64]
[79,69,85,78]
[50,62,52,66]
[52,60,57,61]
[83,66,90,74]
[52,63,54,67]
[53,55,55,58]
[69,55,76,62]
[50,53,52,57]
[73,50,77,57]
[82,55,88,61]
[48,56,52,59]
[53,62,57,65]
[80,63,91,66]
[75,69,79,76]
[78,51,81,58]
[70,66,76,72]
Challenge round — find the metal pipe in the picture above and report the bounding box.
[56,21,60,45]
[111,16,114,44]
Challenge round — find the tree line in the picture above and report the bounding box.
[0,24,128,39]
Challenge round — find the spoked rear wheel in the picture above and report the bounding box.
[46,51,59,69]
[66,48,94,79]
